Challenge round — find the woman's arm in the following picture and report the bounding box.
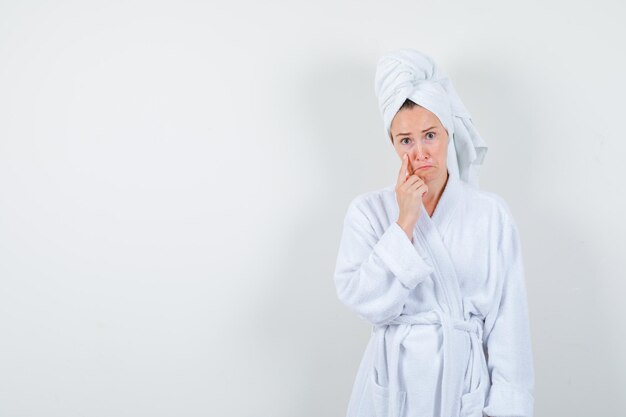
[333,196,434,326]
[482,213,535,417]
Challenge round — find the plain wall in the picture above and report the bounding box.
[1,1,624,416]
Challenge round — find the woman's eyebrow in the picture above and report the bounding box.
[395,126,437,137]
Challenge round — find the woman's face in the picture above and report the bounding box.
[390,105,449,184]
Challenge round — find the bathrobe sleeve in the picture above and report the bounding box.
[482,208,535,417]
[334,196,434,327]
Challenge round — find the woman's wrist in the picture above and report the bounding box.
[396,219,415,242]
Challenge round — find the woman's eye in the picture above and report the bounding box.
[400,138,411,145]
[425,132,436,140]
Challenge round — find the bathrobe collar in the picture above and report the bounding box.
[420,169,464,237]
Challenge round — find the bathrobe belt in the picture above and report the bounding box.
[373,310,485,417]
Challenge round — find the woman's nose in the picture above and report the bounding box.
[413,145,429,160]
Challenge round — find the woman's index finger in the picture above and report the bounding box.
[406,156,414,176]
[397,154,408,185]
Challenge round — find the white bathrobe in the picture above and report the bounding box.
[334,171,535,417]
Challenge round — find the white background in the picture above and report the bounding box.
[1,1,624,416]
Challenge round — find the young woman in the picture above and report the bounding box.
[334,49,534,417]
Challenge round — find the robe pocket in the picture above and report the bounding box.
[370,373,407,417]
[459,377,487,417]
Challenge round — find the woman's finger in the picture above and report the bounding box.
[397,154,409,186]
[416,182,428,196]
[407,156,415,177]
[404,174,422,187]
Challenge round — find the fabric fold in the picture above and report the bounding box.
[483,383,535,417]
[373,221,435,289]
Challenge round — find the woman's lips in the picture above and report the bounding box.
[416,165,432,170]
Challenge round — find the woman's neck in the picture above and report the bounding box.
[423,171,449,217]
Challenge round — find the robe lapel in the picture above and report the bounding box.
[412,171,465,320]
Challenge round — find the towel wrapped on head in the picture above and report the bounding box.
[374,49,488,187]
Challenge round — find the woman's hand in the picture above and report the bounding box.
[395,154,428,241]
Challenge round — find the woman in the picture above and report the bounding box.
[333,49,535,417]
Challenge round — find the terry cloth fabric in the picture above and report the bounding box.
[374,49,488,187]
